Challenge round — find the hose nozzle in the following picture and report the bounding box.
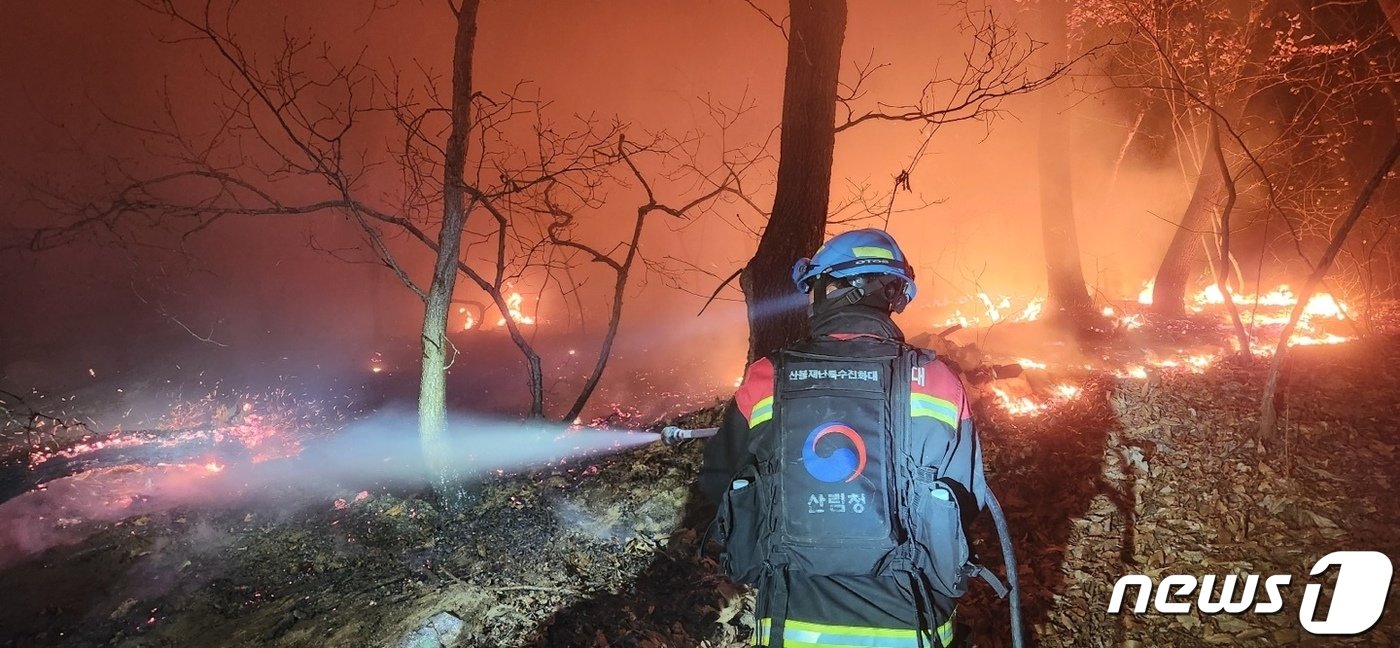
[660,426,720,446]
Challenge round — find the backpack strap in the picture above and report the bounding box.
[892,345,918,559]
[908,572,940,648]
[754,568,792,647]
[966,563,1009,599]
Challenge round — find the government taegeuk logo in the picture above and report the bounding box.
[1108,551,1394,635]
[802,422,867,483]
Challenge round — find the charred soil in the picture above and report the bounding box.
[2,336,1398,647]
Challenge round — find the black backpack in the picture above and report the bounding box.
[713,336,977,601]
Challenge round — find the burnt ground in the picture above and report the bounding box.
[1,334,1398,647]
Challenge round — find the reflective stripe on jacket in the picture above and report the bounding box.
[754,614,956,648]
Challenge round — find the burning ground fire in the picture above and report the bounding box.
[1138,282,1352,351]
[458,291,537,332]
[25,390,321,469]
[3,383,656,566]
[948,282,1357,418]
[937,293,1045,329]
[1,389,343,566]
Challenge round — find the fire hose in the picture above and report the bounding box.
[660,425,1025,648]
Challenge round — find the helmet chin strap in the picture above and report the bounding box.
[811,275,910,316]
[812,274,907,314]
[810,283,864,317]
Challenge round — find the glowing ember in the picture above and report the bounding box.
[990,385,1046,416]
[204,461,224,473]
[1016,358,1047,370]
[1053,384,1081,399]
[1116,366,1149,380]
[1188,354,1214,368]
[27,390,318,468]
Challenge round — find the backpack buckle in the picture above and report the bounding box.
[965,563,1009,599]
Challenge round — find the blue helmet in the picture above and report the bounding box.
[791,228,917,309]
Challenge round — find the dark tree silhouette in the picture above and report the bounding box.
[740,0,848,361]
[1037,0,1097,326]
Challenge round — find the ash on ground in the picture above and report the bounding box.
[2,334,1399,647]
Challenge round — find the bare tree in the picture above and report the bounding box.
[739,0,1092,359]
[417,0,480,476]
[8,0,744,487]
[1259,136,1399,440]
[1037,0,1098,326]
[1083,0,1396,316]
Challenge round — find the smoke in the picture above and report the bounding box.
[0,410,659,568]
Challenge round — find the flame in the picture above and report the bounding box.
[1116,365,1149,380]
[977,292,1007,322]
[1018,299,1044,322]
[991,385,1045,416]
[1290,333,1349,346]
[1184,354,1215,370]
[938,295,1044,329]
[1137,281,1154,305]
[497,292,536,327]
[1182,284,1352,350]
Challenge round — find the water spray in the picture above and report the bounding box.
[0,410,660,565]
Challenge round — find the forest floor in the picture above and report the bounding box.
[1,326,1398,647]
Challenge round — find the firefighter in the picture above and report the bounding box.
[700,229,991,648]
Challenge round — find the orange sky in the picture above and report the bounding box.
[0,0,1229,405]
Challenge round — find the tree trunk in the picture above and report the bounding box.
[742,0,847,361]
[1259,136,1400,442]
[1206,117,1251,353]
[419,0,480,484]
[1037,0,1095,323]
[1151,125,1224,316]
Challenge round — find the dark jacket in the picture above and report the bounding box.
[700,306,988,647]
